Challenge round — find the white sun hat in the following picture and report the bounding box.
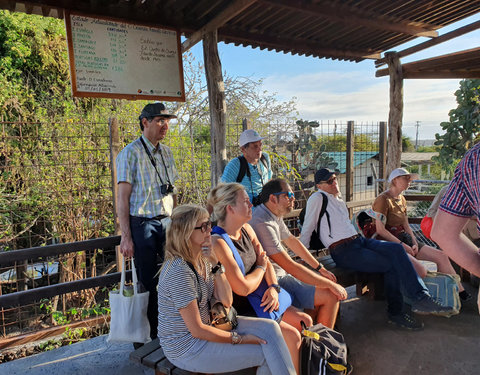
[388,168,419,183]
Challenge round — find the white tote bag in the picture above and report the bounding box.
[107,258,150,344]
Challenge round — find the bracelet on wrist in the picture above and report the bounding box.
[231,331,242,345]
[268,283,281,293]
[255,265,266,273]
[315,264,323,271]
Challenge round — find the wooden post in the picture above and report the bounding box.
[385,52,403,177]
[109,118,123,272]
[346,121,354,216]
[378,121,387,193]
[203,31,227,187]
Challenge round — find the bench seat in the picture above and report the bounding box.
[315,252,384,300]
[130,338,256,375]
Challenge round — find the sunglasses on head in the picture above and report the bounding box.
[194,220,212,233]
[323,176,337,185]
[273,191,295,199]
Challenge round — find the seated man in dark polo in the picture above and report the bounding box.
[250,178,347,329]
[300,168,452,330]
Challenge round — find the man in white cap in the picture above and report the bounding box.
[221,129,272,204]
[301,168,453,330]
[116,102,178,343]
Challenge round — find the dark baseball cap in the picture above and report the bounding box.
[315,168,336,184]
[139,102,177,120]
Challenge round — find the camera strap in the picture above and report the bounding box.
[139,136,172,186]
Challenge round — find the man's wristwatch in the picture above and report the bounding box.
[231,331,242,345]
[268,283,281,293]
[315,264,324,272]
[211,261,225,275]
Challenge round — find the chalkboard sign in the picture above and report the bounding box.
[65,12,185,101]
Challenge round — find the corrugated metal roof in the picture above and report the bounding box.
[326,151,378,173]
[1,0,479,63]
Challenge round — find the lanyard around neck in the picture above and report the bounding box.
[139,137,171,185]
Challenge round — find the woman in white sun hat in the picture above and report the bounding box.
[372,168,470,302]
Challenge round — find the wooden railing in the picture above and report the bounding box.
[0,236,123,309]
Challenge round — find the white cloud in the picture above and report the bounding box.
[262,70,462,139]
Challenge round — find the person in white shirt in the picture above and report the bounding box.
[300,168,453,330]
[250,178,347,329]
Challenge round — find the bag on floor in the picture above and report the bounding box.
[300,321,352,375]
[423,271,461,317]
[351,209,386,239]
[107,258,150,344]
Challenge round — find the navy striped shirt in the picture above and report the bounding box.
[157,257,213,359]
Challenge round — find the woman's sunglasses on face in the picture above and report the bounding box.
[194,220,212,233]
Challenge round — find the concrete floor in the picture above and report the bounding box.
[338,283,479,375]
[1,284,478,375]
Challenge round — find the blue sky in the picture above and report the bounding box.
[189,13,480,140]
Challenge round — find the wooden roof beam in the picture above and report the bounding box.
[375,20,480,67]
[181,0,258,53]
[260,0,438,38]
[376,47,480,78]
[402,71,480,79]
[220,28,381,60]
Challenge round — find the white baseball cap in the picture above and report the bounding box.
[388,168,419,183]
[239,129,264,147]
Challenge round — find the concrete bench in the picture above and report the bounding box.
[130,338,256,375]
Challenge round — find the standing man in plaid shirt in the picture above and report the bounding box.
[116,102,178,342]
[432,142,480,278]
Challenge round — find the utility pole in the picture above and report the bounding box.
[415,121,420,151]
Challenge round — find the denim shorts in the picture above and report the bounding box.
[278,274,315,310]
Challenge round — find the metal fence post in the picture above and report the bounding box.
[346,121,354,217]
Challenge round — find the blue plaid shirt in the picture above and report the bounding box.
[116,135,178,217]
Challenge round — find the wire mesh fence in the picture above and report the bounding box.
[0,118,400,342]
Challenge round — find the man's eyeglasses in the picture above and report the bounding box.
[323,176,337,185]
[273,191,295,199]
[194,221,212,233]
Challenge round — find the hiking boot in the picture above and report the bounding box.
[411,295,452,316]
[459,290,472,302]
[388,312,424,331]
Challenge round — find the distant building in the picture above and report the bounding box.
[401,152,439,177]
[305,151,379,201]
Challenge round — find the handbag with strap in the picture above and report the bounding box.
[185,260,238,331]
[211,226,292,321]
[107,258,150,344]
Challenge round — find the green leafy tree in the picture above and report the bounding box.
[434,79,480,169]
[402,136,414,152]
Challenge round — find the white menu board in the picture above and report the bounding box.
[65,12,185,101]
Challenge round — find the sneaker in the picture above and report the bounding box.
[411,295,453,316]
[388,312,424,331]
[459,290,472,302]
